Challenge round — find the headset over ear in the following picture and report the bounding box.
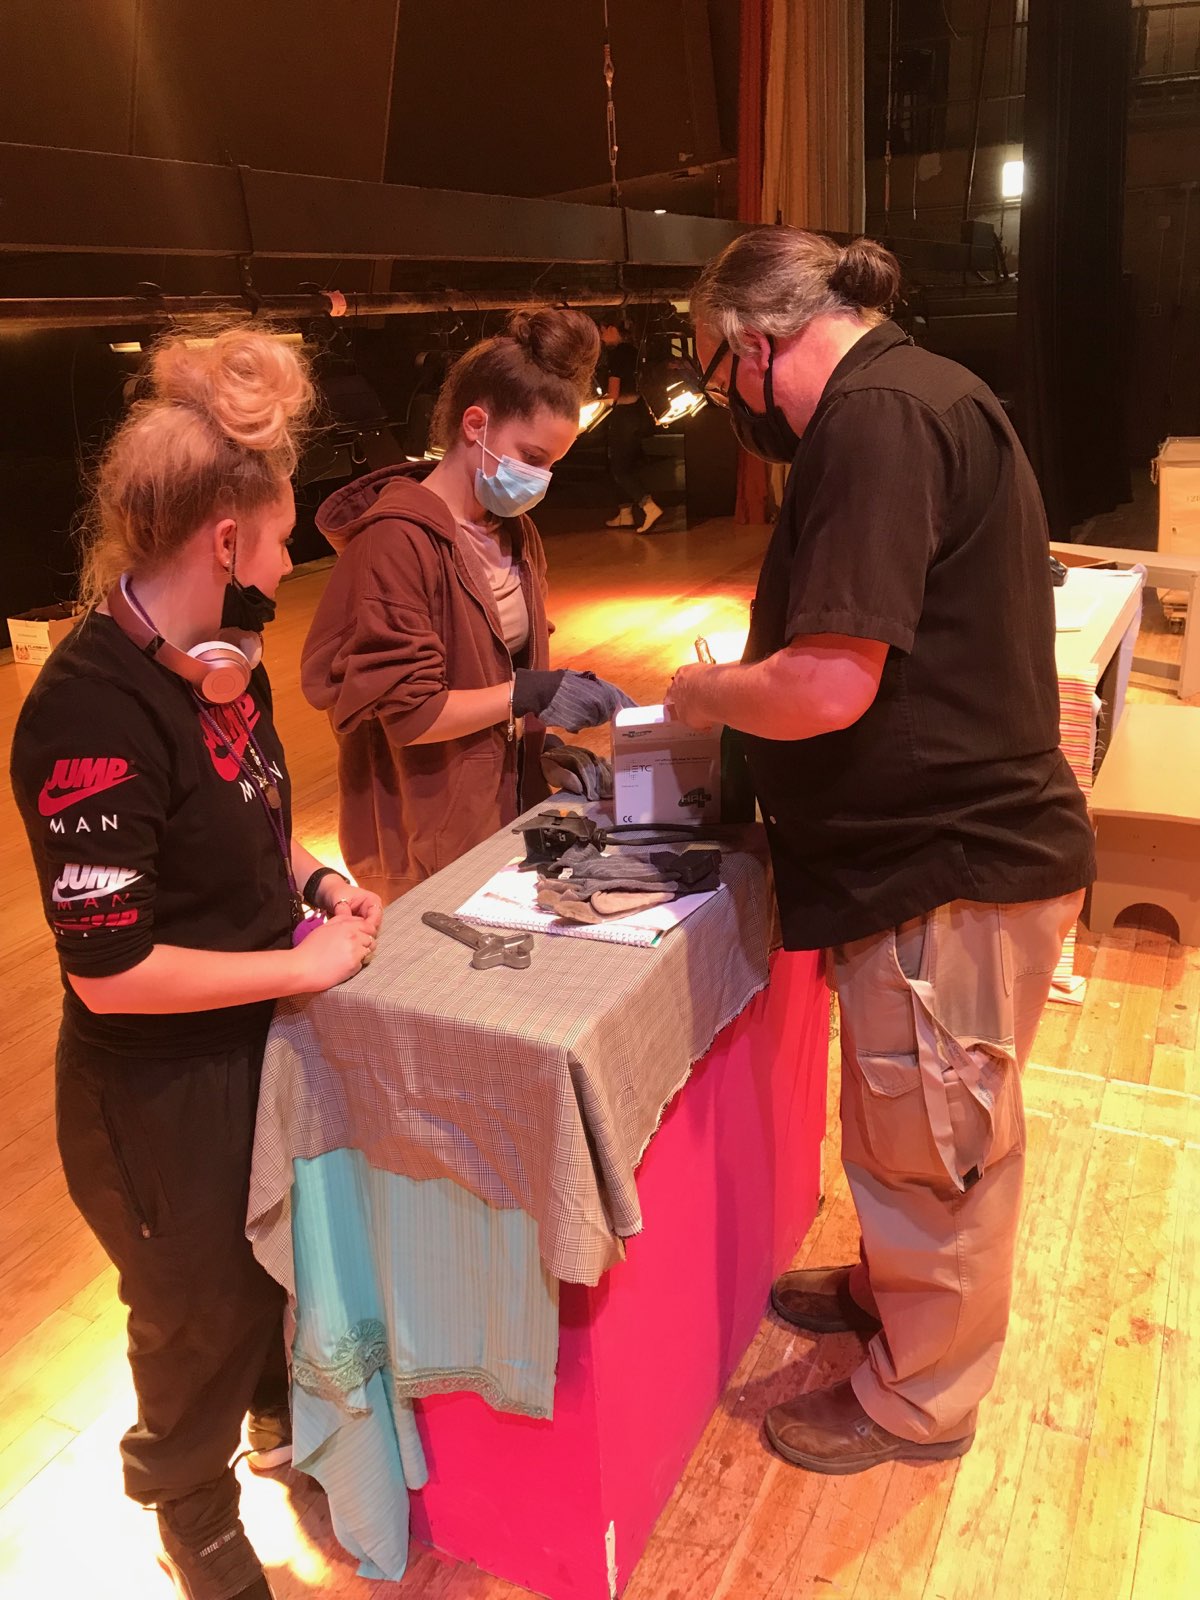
[107,575,263,706]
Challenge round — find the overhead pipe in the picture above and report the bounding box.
[0,285,693,335]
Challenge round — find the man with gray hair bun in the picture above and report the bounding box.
[666,226,1095,1475]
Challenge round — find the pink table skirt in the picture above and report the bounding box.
[409,949,829,1599]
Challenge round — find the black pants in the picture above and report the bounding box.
[607,399,654,506]
[56,1025,288,1507]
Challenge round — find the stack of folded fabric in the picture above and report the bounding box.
[535,842,721,924]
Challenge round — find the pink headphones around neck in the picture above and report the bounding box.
[107,574,262,706]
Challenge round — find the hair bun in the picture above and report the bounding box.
[828,238,901,313]
[506,307,600,387]
[152,325,315,458]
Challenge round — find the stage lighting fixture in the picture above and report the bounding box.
[579,395,613,433]
[637,331,709,430]
[654,382,706,428]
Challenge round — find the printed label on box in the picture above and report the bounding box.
[7,609,79,669]
[612,706,722,824]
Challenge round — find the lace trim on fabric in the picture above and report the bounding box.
[292,1319,389,1413]
[291,1320,550,1421]
[393,1367,550,1420]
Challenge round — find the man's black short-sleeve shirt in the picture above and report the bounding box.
[742,321,1095,950]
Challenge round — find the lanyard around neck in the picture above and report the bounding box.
[193,697,301,916]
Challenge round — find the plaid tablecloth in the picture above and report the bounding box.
[249,806,774,1288]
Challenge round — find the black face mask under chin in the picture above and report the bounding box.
[221,575,277,635]
[727,342,802,464]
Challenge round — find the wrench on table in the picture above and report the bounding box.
[422,911,534,971]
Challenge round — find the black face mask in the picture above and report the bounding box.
[221,575,277,635]
[727,341,802,464]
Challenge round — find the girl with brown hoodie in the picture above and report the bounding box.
[302,309,635,903]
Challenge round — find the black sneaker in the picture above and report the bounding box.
[244,1407,292,1475]
[157,1558,273,1600]
[156,1475,272,1600]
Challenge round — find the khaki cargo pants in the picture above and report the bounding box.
[831,891,1085,1443]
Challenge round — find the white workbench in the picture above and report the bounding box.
[1052,565,1145,687]
[1052,541,1199,699]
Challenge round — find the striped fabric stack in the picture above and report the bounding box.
[1052,669,1101,998]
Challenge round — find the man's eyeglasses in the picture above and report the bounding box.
[689,339,733,409]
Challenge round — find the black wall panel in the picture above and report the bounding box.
[0,1,731,197]
[0,0,400,182]
[0,0,140,154]
[385,0,728,196]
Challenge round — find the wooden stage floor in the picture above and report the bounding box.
[0,517,1196,1600]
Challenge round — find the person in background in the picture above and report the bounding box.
[668,226,1094,1475]
[302,309,635,903]
[598,316,665,533]
[9,326,383,1600]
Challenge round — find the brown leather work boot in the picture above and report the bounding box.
[765,1379,975,1475]
[770,1264,882,1336]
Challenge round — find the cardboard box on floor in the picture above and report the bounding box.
[1154,437,1200,620]
[6,604,80,669]
[1155,436,1200,549]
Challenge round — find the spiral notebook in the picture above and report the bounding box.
[455,862,721,948]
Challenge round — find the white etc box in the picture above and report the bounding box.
[611,705,722,825]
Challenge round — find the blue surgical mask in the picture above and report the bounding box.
[474,418,553,517]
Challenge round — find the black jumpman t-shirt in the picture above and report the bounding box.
[10,611,297,1057]
[742,321,1096,950]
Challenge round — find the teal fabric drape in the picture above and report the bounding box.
[288,1149,559,1580]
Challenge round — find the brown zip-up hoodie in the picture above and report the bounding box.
[301,464,550,903]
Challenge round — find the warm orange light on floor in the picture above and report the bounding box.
[3,517,1194,1600]
[697,628,750,664]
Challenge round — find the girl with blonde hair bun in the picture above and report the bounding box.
[11,323,384,1600]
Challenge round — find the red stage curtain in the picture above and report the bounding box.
[734,0,772,527]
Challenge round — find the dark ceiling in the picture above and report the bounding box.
[0,0,738,199]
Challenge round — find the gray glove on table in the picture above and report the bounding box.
[539,670,637,733]
[536,843,722,923]
[541,736,614,801]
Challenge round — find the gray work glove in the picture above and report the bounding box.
[541,736,614,801]
[540,670,636,733]
[512,669,566,719]
[548,845,722,897]
[537,878,674,924]
[535,845,721,923]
